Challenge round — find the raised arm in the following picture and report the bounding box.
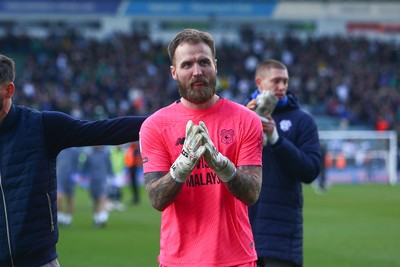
[144,120,205,211]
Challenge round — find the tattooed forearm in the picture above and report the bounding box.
[225,165,262,206]
[144,172,184,211]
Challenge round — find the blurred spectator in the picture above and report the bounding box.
[314,142,328,194]
[1,28,399,142]
[376,116,390,131]
[57,147,82,227]
[82,146,113,227]
[124,141,142,205]
[108,145,127,211]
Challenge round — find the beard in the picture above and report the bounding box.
[178,75,216,104]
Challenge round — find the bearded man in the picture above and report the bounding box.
[139,28,264,267]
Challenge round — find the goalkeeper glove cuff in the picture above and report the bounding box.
[169,157,186,183]
[216,160,237,183]
[170,164,186,183]
[268,126,279,145]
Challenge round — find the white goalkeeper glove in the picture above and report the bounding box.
[254,91,278,146]
[259,116,269,146]
[170,120,205,183]
[268,126,279,145]
[199,121,237,183]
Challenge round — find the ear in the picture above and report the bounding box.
[255,77,262,89]
[170,65,177,80]
[5,82,15,99]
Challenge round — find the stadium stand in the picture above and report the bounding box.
[1,27,398,133]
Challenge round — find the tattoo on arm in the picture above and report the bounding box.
[224,165,262,206]
[144,172,184,211]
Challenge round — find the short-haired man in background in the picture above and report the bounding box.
[246,59,322,267]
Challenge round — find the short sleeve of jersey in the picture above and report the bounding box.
[235,107,264,167]
[139,115,172,173]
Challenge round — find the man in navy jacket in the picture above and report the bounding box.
[0,54,146,267]
[246,59,322,267]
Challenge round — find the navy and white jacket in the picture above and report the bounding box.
[247,91,322,267]
[0,105,146,267]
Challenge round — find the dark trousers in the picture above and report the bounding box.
[259,258,295,267]
[129,166,139,203]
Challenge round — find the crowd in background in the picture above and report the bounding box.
[1,27,399,137]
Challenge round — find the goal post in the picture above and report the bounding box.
[318,130,398,186]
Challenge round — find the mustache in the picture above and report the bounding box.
[190,77,209,85]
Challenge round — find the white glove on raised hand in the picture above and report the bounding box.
[268,126,279,145]
[255,91,278,146]
[259,116,269,146]
[199,121,237,183]
[170,120,205,183]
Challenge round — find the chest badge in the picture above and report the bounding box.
[220,129,234,144]
[279,120,292,132]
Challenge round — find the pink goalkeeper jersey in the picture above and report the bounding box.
[140,98,263,267]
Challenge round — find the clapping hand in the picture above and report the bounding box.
[170,120,206,183]
[199,121,237,183]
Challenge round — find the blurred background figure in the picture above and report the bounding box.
[125,141,142,205]
[314,142,328,194]
[107,145,126,211]
[83,146,114,228]
[57,147,82,227]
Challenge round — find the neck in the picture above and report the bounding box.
[277,95,288,107]
[181,94,219,110]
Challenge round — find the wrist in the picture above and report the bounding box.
[268,127,279,145]
[170,169,185,183]
[216,161,237,183]
[171,173,185,183]
[169,161,186,183]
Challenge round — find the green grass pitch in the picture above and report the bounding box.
[57,184,400,267]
